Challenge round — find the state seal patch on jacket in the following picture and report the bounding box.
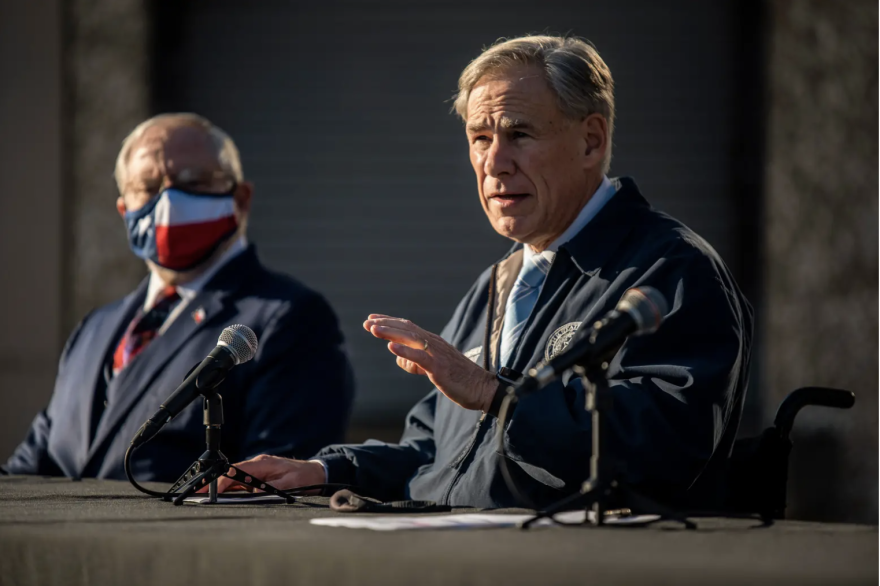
[544,322,581,362]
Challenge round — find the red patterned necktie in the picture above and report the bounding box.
[112,285,181,375]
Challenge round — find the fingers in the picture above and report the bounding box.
[215,467,244,493]
[363,314,400,331]
[363,316,425,337]
[197,469,247,494]
[370,324,429,349]
[364,314,434,375]
[397,355,428,376]
[388,342,433,371]
[229,458,277,480]
[213,455,284,493]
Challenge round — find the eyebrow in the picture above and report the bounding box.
[466,117,536,133]
[122,169,225,194]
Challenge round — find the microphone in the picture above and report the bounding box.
[515,287,668,397]
[131,324,259,447]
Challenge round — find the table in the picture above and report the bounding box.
[0,477,875,586]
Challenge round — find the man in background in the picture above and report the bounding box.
[3,113,355,481]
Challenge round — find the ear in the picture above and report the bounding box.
[116,197,126,217]
[579,113,608,170]
[233,181,254,216]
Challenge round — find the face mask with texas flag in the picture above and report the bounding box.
[125,187,239,271]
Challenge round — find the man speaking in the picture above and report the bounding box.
[216,35,753,509]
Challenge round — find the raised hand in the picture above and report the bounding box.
[363,314,496,412]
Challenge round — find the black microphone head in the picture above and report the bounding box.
[218,324,259,365]
[616,287,668,335]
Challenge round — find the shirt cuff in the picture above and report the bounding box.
[307,459,329,483]
[311,452,357,487]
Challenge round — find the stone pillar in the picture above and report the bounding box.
[0,0,151,462]
[0,0,64,459]
[67,0,151,332]
[764,0,878,523]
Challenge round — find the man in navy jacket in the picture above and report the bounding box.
[214,36,753,510]
[3,113,354,482]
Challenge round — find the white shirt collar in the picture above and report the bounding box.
[144,236,248,311]
[523,175,617,266]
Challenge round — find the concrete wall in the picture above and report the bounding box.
[763,0,878,523]
[0,0,148,463]
[67,0,150,333]
[0,0,64,461]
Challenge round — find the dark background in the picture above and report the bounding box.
[0,0,876,523]
[152,0,760,425]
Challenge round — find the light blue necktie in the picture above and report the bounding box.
[499,252,551,367]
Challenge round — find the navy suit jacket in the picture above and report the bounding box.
[4,246,355,482]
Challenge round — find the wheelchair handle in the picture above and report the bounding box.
[773,387,855,440]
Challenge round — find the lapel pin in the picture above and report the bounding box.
[192,307,206,324]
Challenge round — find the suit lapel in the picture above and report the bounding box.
[83,246,259,470]
[74,281,147,470]
[85,291,226,465]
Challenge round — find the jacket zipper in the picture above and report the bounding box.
[441,264,498,504]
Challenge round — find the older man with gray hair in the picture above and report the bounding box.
[4,113,355,482]
[218,35,753,510]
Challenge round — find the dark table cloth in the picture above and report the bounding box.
[0,477,875,586]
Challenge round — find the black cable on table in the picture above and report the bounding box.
[125,444,167,498]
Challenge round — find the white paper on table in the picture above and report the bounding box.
[309,510,660,530]
[182,494,295,505]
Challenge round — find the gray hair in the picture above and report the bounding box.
[114,113,244,192]
[453,35,615,173]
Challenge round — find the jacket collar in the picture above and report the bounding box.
[559,177,646,276]
[494,177,648,277]
[197,243,261,296]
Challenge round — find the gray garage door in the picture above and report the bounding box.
[155,0,747,427]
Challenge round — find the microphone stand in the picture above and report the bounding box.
[164,391,295,506]
[519,363,695,529]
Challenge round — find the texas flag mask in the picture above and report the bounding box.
[125,187,239,271]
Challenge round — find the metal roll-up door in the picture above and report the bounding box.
[155,0,742,428]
